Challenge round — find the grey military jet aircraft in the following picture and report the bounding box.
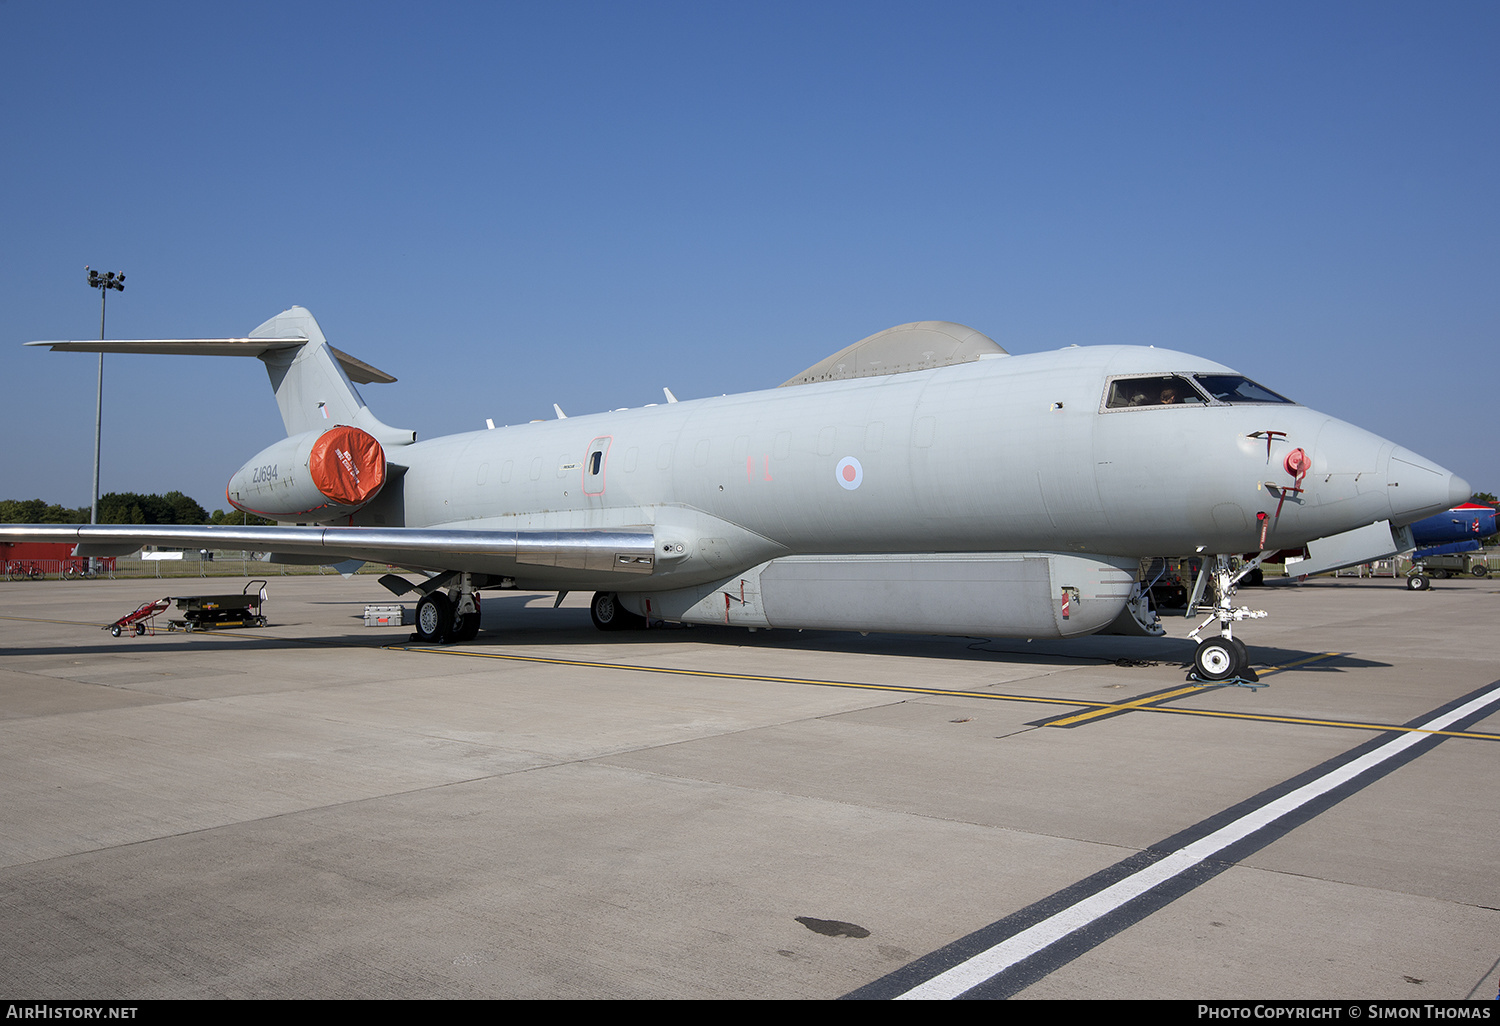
[4,308,1468,681]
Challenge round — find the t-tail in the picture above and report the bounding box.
[27,305,414,445]
[28,307,415,523]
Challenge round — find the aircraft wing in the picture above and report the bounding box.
[0,524,657,576]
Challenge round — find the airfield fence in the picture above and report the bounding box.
[4,552,388,581]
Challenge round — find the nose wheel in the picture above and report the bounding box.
[1188,554,1266,685]
[1193,635,1250,681]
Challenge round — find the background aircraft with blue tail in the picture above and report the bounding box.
[1408,503,1497,558]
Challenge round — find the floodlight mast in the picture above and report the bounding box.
[85,267,125,532]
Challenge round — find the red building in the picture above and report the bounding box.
[2,541,116,577]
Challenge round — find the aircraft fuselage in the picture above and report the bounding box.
[367,345,1459,592]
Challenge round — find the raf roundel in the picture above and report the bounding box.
[835,456,863,491]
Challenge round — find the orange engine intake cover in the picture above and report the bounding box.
[308,426,386,506]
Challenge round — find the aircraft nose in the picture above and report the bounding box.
[1386,445,1470,524]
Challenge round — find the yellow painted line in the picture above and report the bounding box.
[1256,652,1343,675]
[1047,684,1206,726]
[388,643,1500,742]
[4,615,1490,741]
[387,643,1085,707]
[1051,653,1344,726]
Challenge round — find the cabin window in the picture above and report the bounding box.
[1191,375,1294,404]
[774,431,792,461]
[1105,375,1208,409]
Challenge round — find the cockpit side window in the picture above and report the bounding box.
[1104,375,1209,409]
[1191,374,1294,404]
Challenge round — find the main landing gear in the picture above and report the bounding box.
[590,591,647,631]
[413,574,481,643]
[1187,554,1268,683]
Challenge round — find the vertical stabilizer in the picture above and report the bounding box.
[250,307,415,445]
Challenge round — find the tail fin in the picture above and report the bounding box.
[248,307,414,443]
[27,306,415,445]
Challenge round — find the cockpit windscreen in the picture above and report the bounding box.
[1105,375,1208,408]
[1191,375,1294,404]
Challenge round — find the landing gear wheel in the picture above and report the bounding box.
[591,591,625,631]
[415,592,454,642]
[590,591,645,631]
[1193,637,1242,681]
[1472,565,1489,578]
[1406,574,1431,591]
[450,595,481,642]
[1229,636,1249,670]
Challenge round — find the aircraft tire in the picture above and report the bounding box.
[450,595,481,642]
[1229,636,1249,671]
[1472,565,1489,578]
[1406,574,1430,592]
[590,591,625,631]
[1193,637,1241,681]
[590,591,645,631]
[415,592,453,642]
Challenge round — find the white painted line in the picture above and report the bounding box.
[896,684,1500,1000]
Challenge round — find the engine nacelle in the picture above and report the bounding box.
[227,426,387,522]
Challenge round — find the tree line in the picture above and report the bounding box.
[0,493,272,526]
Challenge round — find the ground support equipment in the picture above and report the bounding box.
[105,597,171,638]
[165,580,269,632]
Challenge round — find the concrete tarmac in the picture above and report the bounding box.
[0,572,1496,999]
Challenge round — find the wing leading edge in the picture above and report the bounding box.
[0,524,657,579]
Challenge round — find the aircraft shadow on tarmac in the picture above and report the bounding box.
[0,589,1390,672]
[0,632,1391,675]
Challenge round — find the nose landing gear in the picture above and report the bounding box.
[1188,554,1267,684]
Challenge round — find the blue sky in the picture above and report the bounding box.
[3,1,1495,511]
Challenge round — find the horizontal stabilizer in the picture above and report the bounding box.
[27,338,397,385]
